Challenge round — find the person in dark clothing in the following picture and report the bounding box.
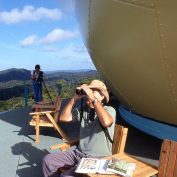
[31,64,43,102]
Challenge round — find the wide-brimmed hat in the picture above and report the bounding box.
[88,80,109,103]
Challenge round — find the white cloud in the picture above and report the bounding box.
[40,28,78,44]
[20,35,38,47]
[0,5,62,24]
[20,28,78,47]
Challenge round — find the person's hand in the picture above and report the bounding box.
[31,70,36,79]
[73,83,88,102]
[80,85,95,101]
[73,92,84,102]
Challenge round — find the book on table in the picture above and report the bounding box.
[75,158,113,174]
[75,157,136,176]
[106,158,136,176]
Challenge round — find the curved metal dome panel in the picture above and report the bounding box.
[75,0,177,125]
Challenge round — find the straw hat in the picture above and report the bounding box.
[88,80,109,103]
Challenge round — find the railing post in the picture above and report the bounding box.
[58,84,62,96]
[24,85,29,107]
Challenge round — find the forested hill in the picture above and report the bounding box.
[46,70,98,82]
[0,68,98,82]
[0,68,31,82]
[0,68,99,101]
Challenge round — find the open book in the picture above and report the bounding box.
[75,157,136,176]
[75,158,113,174]
[106,158,136,177]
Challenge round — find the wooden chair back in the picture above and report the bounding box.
[158,139,177,177]
[112,124,128,154]
[32,95,61,112]
[53,96,62,122]
[54,95,61,106]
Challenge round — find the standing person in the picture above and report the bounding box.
[31,64,43,102]
[42,80,116,177]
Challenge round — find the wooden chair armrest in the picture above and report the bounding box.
[35,101,54,105]
[50,139,79,151]
[32,104,56,109]
[29,110,55,115]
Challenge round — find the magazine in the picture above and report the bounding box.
[75,157,136,176]
[75,158,113,174]
[106,158,136,177]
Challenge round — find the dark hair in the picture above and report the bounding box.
[35,64,40,69]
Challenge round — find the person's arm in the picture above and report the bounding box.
[60,94,83,122]
[80,86,113,128]
[93,101,113,128]
[31,70,36,80]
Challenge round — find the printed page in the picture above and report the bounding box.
[97,159,114,174]
[106,158,136,177]
[75,158,100,174]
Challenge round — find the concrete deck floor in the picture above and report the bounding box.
[0,99,162,177]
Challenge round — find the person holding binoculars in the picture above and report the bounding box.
[43,79,116,177]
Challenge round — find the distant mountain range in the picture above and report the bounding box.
[0,68,98,82]
[45,69,94,74]
[0,68,99,100]
[0,68,31,82]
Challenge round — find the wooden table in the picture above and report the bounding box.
[85,153,158,177]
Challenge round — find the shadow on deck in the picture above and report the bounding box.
[0,98,162,177]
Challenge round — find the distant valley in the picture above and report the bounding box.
[0,68,98,83]
[0,68,99,100]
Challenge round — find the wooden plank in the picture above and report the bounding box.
[158,140,171,177]
[173,153,177,177]
[112,125,128,154]
[133,166,158,177]
[29,117,54,127]
[46,113,69,141]
[32,104,56,109]
[29,121,54,127]
[165,141,177,177]
[35,114,40,144]
[50,139,79,150]
[119,127,128,153]
[112,124,122,154]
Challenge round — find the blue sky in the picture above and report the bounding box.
[0,0,95,71]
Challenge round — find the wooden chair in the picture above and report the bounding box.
[157,139,177,177]
[32,95,61,112]
[50,120,177,177]
[85,139,177,177]
[50,124,128,154]
[29,98,69,144]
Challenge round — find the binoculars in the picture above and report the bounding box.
[75,88,86,95]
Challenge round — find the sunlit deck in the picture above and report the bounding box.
[0,100,161,177]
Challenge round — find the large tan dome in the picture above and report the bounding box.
[74,0,177,125]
